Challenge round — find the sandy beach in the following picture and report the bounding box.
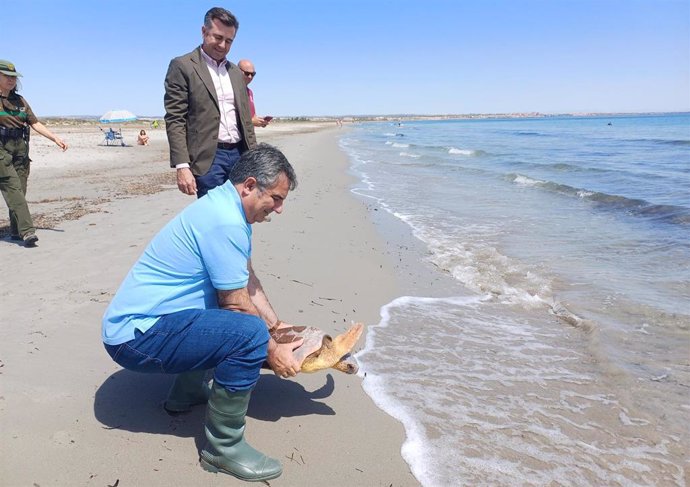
[0,122,418,486]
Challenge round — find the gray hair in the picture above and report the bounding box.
[204,7,239,30]
[230,144,297,191]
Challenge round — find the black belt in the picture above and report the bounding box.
[217,141,240,150]
[0,126,28,140]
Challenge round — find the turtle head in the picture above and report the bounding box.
[332,354,359,374]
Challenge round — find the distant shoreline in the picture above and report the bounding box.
[42,111,690,126]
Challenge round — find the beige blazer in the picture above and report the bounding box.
[164,47,257,176]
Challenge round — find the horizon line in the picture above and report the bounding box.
[42,110,690,120]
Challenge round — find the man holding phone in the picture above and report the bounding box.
[238,59,272,128]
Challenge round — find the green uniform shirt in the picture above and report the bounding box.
[0,93,38,129]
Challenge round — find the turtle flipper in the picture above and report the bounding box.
[300,323,364,373]
[332,323,364,353]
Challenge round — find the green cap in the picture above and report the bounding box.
[0,60,22,77]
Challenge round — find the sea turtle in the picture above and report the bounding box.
[270,323,364,374]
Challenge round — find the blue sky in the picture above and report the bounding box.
[6,0,689,117]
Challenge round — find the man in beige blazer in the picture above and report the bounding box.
[164,7,257,198]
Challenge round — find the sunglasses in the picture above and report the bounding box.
[241,69,256,77]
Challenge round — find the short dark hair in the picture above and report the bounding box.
[204,7,239,30]
[230,144,297,191]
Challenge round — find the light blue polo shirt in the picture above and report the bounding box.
[102,181,251,345]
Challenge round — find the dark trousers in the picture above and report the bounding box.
[195,147,241,198]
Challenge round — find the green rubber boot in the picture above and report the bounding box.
[163,370,211,415]
[200,382,282,482]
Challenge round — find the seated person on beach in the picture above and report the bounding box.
[137,129,149,145]
[102,144,307,483]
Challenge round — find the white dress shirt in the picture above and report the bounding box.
[200,48,241,144]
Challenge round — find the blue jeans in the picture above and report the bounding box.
[104,309,269,392]
[196,147,241,198]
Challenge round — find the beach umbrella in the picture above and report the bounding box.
[99,109,137,123]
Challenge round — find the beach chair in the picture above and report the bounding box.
[100,127,126,146]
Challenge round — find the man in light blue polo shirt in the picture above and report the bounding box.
[102,144,300,482]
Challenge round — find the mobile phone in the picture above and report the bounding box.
[263,116,273,122]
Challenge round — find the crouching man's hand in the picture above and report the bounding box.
[266,334,304,379]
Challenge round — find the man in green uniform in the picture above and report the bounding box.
[0,60,67,247]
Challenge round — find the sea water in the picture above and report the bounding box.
[341,114,690,487]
